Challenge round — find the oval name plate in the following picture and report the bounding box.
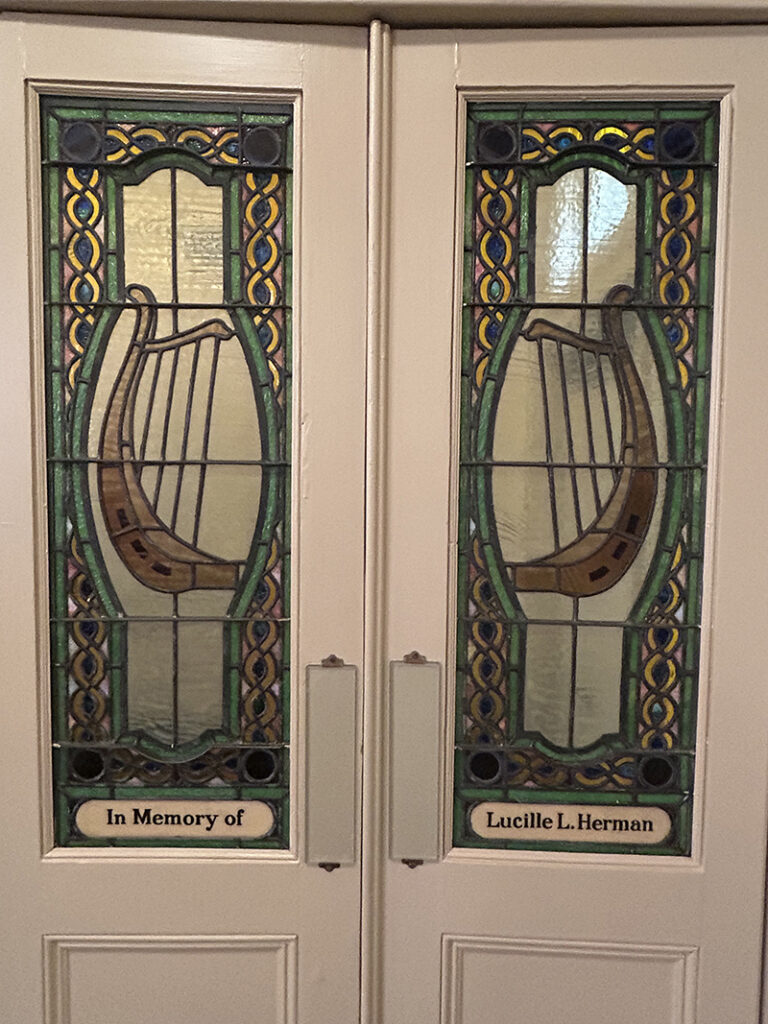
[470,802,671,845]
[75,800,275,839]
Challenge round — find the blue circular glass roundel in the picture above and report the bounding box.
[61,120,101,162]
[661,122,698,161]
[478,123,516,162]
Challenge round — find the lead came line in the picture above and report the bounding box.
[595,354,619,483]
[192,336,222,547]
[537,337,560,547]
[568,597,579,748]
[556,337,583,534]
[138,348,165,470]
[152,169,182,506]
[169,332,202,533]
[578,348,602,509]
[172,593,179,749]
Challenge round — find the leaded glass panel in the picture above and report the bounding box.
[42,97,292,847]
[456,103,718,855]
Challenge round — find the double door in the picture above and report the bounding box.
[2,14,768,1024]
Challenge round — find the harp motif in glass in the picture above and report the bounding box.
[456,104,718,855]
[42,98,293,847]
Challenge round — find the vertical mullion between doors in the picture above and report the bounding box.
[361,18,391,1024]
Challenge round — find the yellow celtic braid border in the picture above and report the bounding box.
[244,170,284,395]
[658,169,697,394]
[63,166,101,397]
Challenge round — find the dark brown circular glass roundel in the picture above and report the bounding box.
[640,756,674,788]
[660,122,698,161]
[244,748,278,783]
[71,749,105,781]
[478,124,517,162]
[61,121,102,162]
[243,127,281,166]
[468,750,501,782]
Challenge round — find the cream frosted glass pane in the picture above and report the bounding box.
[552,467,578,547]
[541,341,569,463]
[206,337,262,461]
[177,619,226,743]
[535,172,584,303]
[572,625,624,748]
[561,344,592,464]
[517,591,572,622]
[492,340,547,462]
[524,625,626,749]
[585,352,623,469]
[535,168,636,304]
[493,468,555,563]
[574,468,597,529]
[127,621,175,744]
[196,466,262,561]
[625,310,668,463]
[523,624,573,747]
[176,171,224,304]
[123,169,173,302]
[123,169,224,306]
[586,169,637,302]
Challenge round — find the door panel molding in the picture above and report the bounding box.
[441,935,698,1024]
[44,934,298,1024]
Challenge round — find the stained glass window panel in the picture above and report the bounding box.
[456,103,719,855]
[42,98,293,848]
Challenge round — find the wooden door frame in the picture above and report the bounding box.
[0,0,767,28]
[3,8,767,1024]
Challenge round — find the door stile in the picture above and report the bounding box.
[360,18,392,1024]
[1,17,369,1023]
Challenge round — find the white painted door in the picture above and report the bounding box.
[382,26,768,1024]
[4,15,768,1024]
[0,15,367,1024]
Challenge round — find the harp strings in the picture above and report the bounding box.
[536,329,621,554]
[134,322,223,547]
[168,333,203,534]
